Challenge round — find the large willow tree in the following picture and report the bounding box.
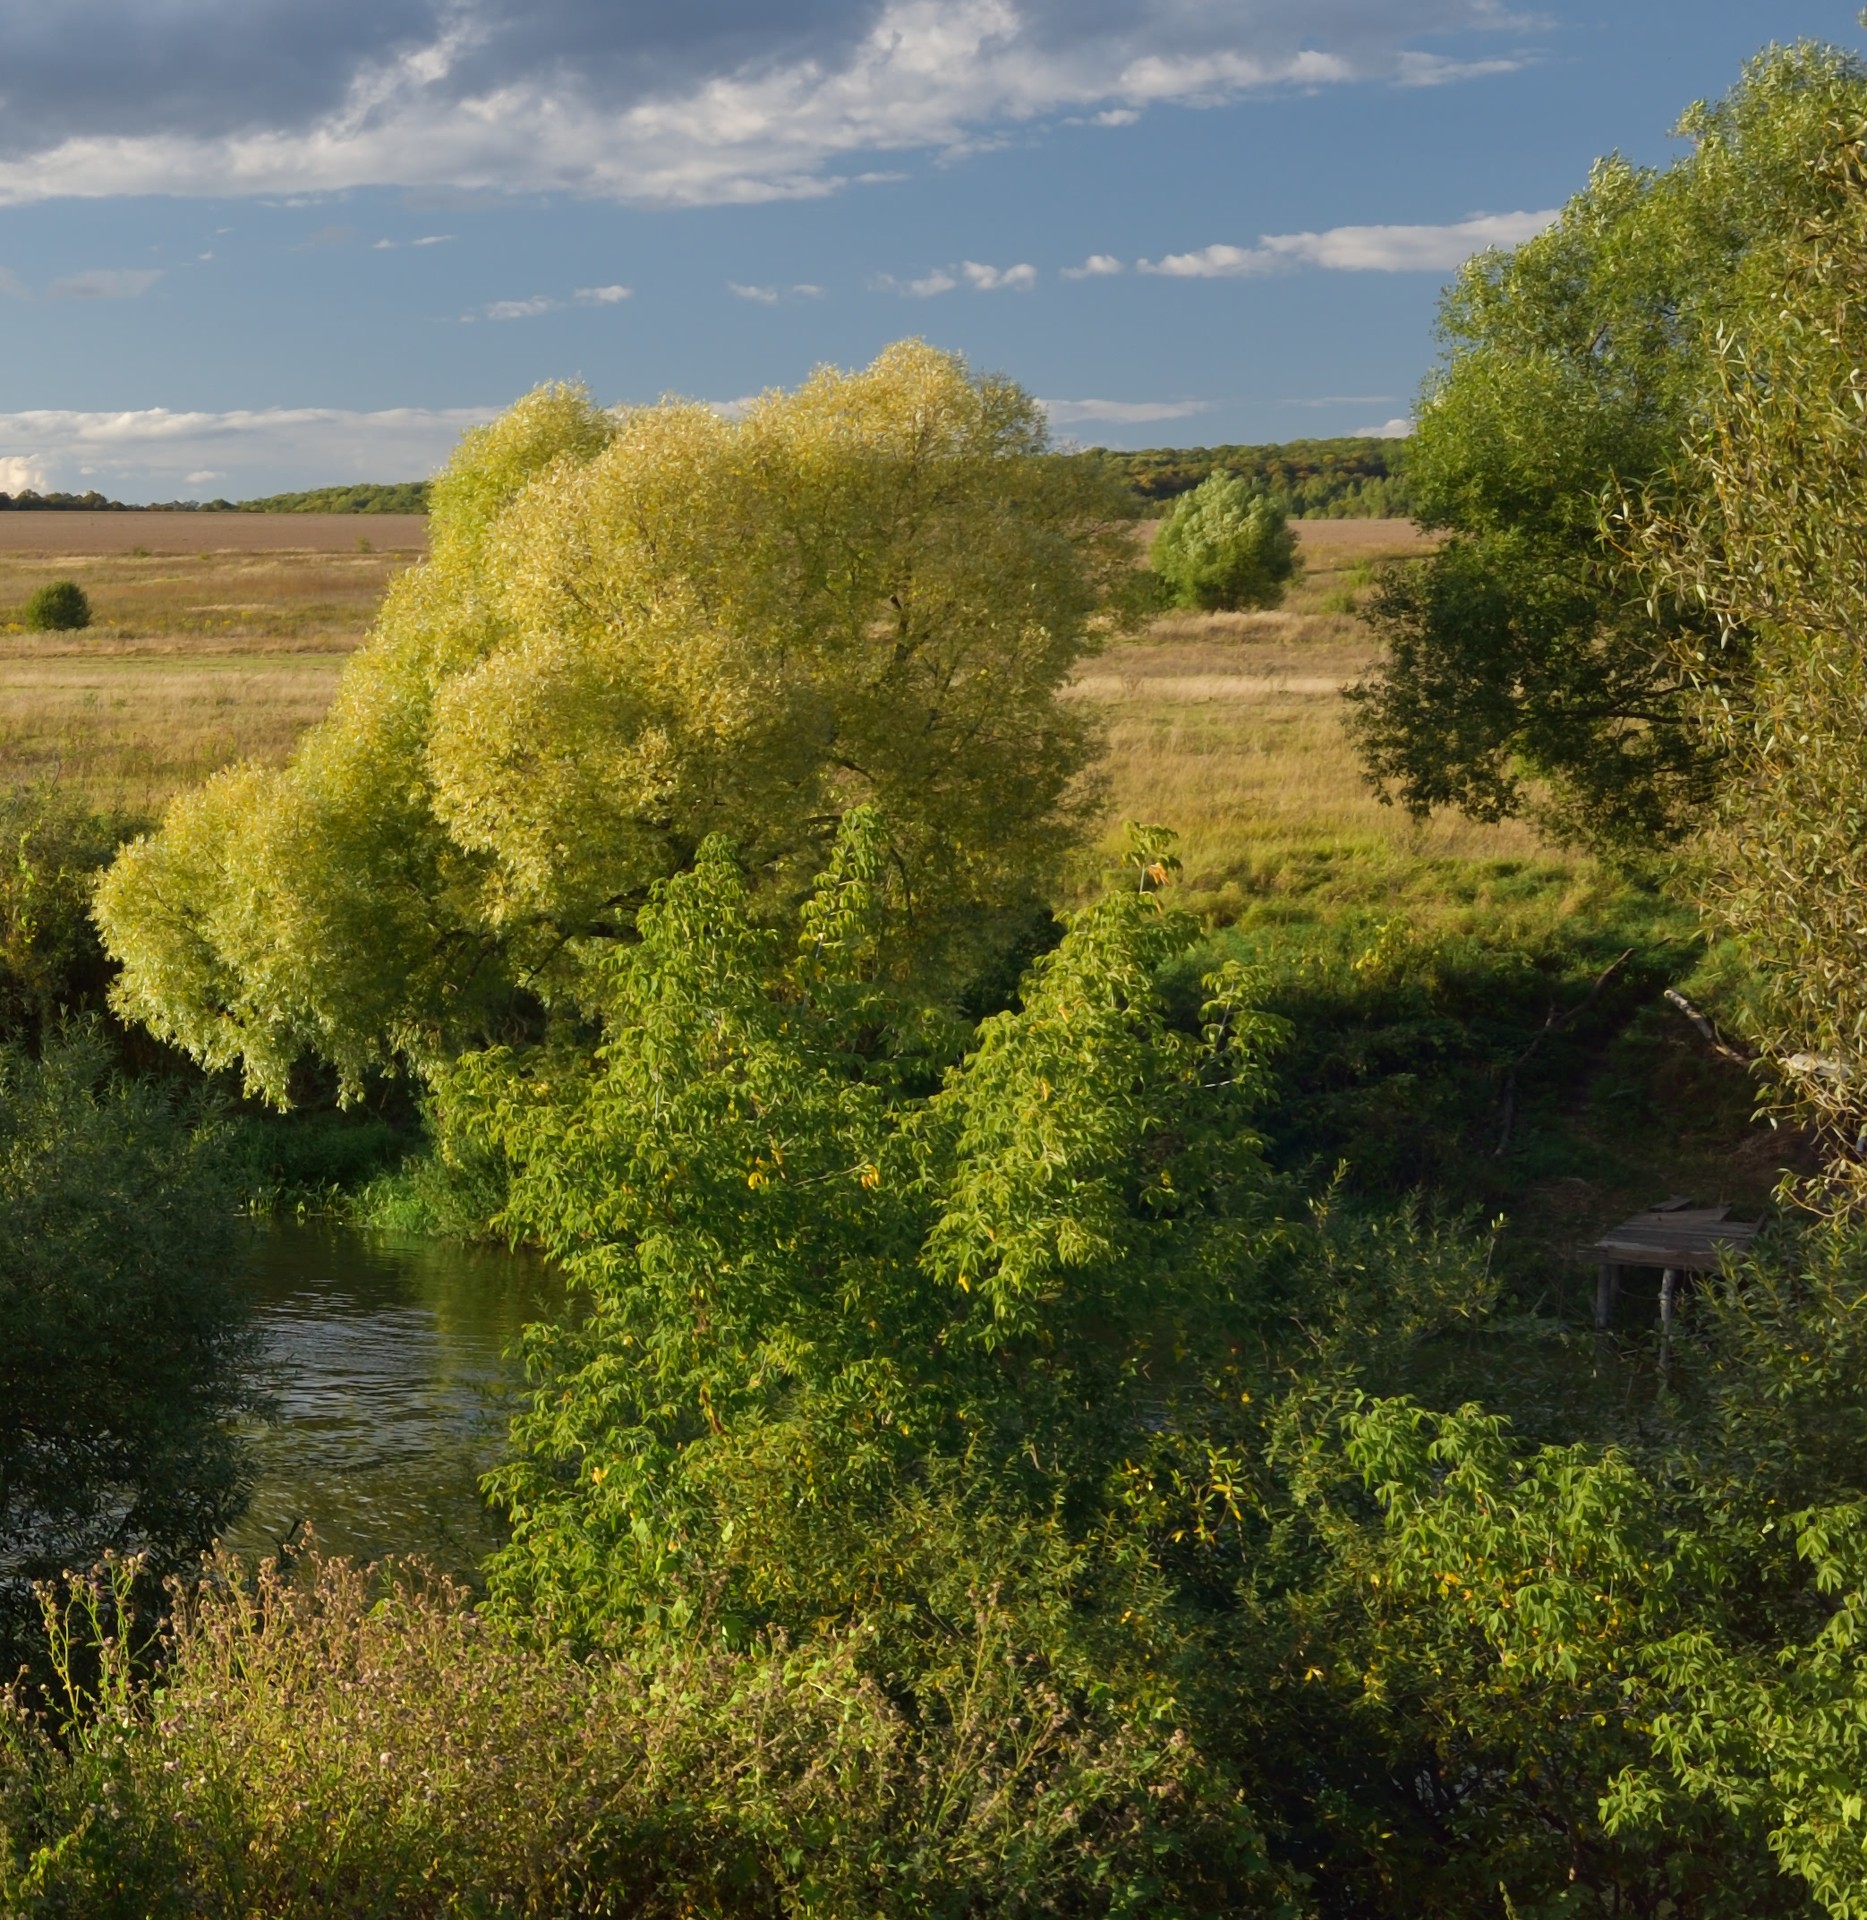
[1627,129,1867,1157]
[96,343,1133,1103]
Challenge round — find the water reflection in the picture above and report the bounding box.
[223,1221,564,1578]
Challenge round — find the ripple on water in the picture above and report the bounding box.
[221,1220,565,1579]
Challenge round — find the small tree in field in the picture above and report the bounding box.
[1151,472,1298,610]
[23,581,90,632]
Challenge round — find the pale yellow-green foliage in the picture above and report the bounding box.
[96,345,1132,1102]
[1626,144,1867,1151]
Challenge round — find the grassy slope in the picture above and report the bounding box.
[1083,523,1799,1313]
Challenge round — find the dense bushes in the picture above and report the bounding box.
[21,581,89,632]
[0,1031,257,1668]
[0,823,1527,1917]
[3,1551,1257,1918]
[3,816,1858,1914]
[1150,473,1297,611]
[0,784,134,1037]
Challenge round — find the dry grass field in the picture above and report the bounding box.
[0,515,1552,916]
[0,515,424,809]
[1080,518,1549,915]
[0,511,428,555]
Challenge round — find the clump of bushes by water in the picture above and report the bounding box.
[0,1029,257,1671]
[0,784,136,1039]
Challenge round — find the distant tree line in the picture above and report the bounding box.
[0,481,432,513]
[0,457,1410,519]
[0,488,132,511]
[224,481,432,514]
[1088,434,1413,516]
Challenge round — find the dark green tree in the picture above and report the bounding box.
[1348,40,1867,849]
[0,1030,257,1662]
[22,581,91,632]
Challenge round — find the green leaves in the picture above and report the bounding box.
[0,1028,257,1664]
[440,813,1356,1657]
[1150,473,1298,612]
[1622,126,1867,1150]
[97,344,1135,1105]
[1355,40,1867,851]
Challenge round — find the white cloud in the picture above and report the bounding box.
[0,455,50,494]
[1394,51,1530,86]
[1062,253,1125,279]
[479,282,628,320]
[729,280,829,304]
[0,2,1534,209]
[0,404,498,498]
[411,233,452,246]
[874,267,959,298]
[1139,243,1269,279]
[0,268,26,299]
[47,267,163,300]
[960,259,1036,291]
[1041,397,1210,427]
[1353,417,1414,438]
[1139,209,1558,278]
[878,260,1034,297]
[483,294,557,319]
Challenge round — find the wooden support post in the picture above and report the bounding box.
[1658,1267,1679,1392]
[1594,1262,1618,1331]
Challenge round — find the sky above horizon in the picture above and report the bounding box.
[0,0,1856,499]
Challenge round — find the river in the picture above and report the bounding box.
[220,1220,565,1579]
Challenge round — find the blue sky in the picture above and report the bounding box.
[0,0,1855,498]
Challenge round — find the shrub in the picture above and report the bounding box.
[0,1029,257,1670]
[0,783,136,1039]
[21,581,90,632]
[1150,473,1299,610]
[0,1549,1273,1917]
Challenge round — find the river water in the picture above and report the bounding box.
[220,1221,565,1579]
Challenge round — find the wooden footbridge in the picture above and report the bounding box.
[1588,1198,1763,1331]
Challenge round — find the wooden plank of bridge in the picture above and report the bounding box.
[1587,1199,1763,1331]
